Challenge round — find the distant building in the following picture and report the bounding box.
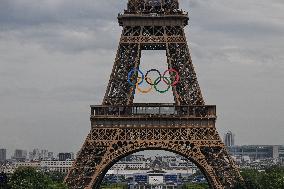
[111,162,146,170]
[29,149,54,161]
[228,145,281,161]
[15,161,40,169]
[224,131,235,147]
[121,155,145,162]
[12,149,27,162]
[279,146,284,158]
[41,150,49,160]
[168,162,195,170]
[40,160,74,173]
[148,173,164,185]
[48,152,54,160]
[0,149,7,163]
[29,149,40,161]
[278,146,284,164]
[131,172,180,186]
[58,153,74,161]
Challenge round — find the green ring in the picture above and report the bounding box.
[154,77,171,94]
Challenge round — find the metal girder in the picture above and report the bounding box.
[127,0,179,14]
[103,25,204,106]
[65,125,242,189]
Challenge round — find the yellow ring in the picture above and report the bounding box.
[136,77,152,94]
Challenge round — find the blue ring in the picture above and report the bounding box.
[127,68,144,86]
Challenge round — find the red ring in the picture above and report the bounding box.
[163,68,180,86]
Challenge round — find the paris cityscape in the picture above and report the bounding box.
[1,132,284,188]
[1,0,284,189]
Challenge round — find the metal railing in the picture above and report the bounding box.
[91,104,216,118]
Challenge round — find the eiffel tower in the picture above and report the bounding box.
[65,0,243,188]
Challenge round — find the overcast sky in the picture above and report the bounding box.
[0,0,284,157]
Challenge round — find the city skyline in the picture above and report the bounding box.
[0,0,284,156]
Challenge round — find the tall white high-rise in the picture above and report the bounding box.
[224,131,235,147]
[12,149,27,162]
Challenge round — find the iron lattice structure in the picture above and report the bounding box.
[65,1,243,188]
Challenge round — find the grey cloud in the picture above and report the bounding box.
[185,0,284,38]
[0,0,125,53]
[0,0,125,26]
[10,24,121,52]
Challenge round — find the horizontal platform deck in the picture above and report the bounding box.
[90,103,216,119]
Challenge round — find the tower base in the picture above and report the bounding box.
[65,104,242,189]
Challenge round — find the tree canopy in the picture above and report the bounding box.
[8,167,67,189]
[234,166,284,189]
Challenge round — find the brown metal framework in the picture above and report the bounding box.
[65,1,243,188]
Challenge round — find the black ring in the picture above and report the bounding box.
[145,69,162,86]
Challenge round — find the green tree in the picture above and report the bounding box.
[45,172,66,183]
[48,182,68,189]
[240,169,261,189]
[9,167,51,189]
[0,171,9,189]
[234,166,284,189]
[184,183,209,189]
[259,166,284,189]
[8,167,68,189]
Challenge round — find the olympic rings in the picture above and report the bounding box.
[127,68,180,94]
[136,77,152,94]
[128,68,144,86]
[145,69,161,86]
[154,76,171,94]
[163,68,180,86]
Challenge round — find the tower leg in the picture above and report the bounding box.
[103,43,141,106]
[166,42,204,105]
[65,126,242,189]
